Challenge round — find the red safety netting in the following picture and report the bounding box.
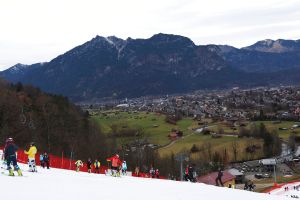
[1,147,166,179]
[263,181,300,193]
[0,147,108,174]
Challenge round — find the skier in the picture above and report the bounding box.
[122,160,127,175]
[87,158,92,173]
[40,154,44,168]
[94,159,101,174]
[43,152,50,169]
[3,138,22,176]
[75,160,83,172]
[188,164,196,182]
[215,168,224,186]
[155,169,160,179]
[135,166,140,177]
[107,154,122,177]
[184,165,190,181]
[24,142,37,172]
[149,166,155,178]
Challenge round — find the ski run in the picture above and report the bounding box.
[0,163,288,200]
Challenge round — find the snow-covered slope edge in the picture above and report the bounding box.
[0,163,287,200]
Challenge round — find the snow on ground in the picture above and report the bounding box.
[270,182,300,199]
[0,163,287,200]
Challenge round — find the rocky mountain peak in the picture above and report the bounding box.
[243,39,300,53]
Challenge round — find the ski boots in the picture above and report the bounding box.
[9,169,14,176]
[17,169,23,176]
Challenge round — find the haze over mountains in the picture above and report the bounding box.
[1,33,300,102]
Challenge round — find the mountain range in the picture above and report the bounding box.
[1,33,300,102]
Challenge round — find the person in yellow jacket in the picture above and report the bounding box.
[94,159,101,174]
[75,160,83,172]
[24,142,37,172]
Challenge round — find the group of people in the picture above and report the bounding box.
[244,180,255,191]
[40,152,50,169]
[184,164,196,182]
[75,154,128,177]
[149,166,160,178]
[2,137,50,176]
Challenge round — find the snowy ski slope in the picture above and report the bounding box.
[270,181,300,198]
[0,163,288,200]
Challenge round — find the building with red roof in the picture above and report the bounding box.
[197,171,236,188]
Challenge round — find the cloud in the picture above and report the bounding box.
[0,0,299,70]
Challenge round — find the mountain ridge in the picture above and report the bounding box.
[1,33,300,102]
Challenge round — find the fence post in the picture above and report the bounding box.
[69,152,73,169]
[61,152,64,168]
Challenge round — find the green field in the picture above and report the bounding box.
[254,121,300,141]
[91,111,268,160]
[91,110,300,161]
[91,111,197,146]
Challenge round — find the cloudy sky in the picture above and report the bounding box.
[0,0,300,70]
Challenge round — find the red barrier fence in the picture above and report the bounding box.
[263,181,300,193]
[0,147,108,174]
[1,147,166,179]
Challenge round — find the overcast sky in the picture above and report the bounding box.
[0,0,300,70]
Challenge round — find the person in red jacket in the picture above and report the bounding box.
[107,154,122,177]
[184,164,190,181]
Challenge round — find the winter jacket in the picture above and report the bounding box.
[217,170,223,179]
[75,160,83,167]
[4,143,18,159]
[188,166,194,176]
[24,146,37,159]
[185,167,189,175]
[107,156,122,167]
[40,155,44,161]
[94,161,101,168]
[122,162,127,170]
[43,154,49,162]
[87,160,92,168]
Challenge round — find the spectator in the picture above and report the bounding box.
[94,159,101,174]
[43,152,50,169]
[87,158,92,173]
[215,168,224,186]
[24,142,37,172]
[40,154,44,168]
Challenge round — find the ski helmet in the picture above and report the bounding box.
[6,137,13,143]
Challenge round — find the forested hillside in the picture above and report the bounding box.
[0,79,107,159]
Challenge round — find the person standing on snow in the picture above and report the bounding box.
[107,154,122,177]
[188,164,195,182]
[94,159,101,174]
[215,168,224,186]
[87,158,92,173]
[24,142,37,172]
[184,165,190,181]
[149,166,155,178]
[3,138,22,176]
[155,169,160,179]
[43,152,50,169]
[75,160,83,172]
[40,154,44,168]
[122,160,127,175]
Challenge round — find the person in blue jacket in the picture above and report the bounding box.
[122,160,127,175]
[3,137,22,176]
[40,154,44,168]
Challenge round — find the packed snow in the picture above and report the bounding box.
[0,163,288,200]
